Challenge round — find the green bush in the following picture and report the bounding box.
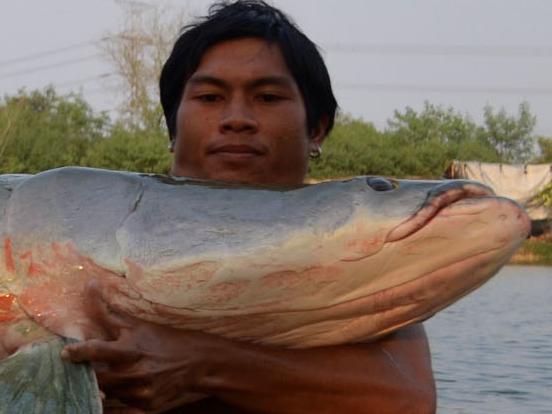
[82,123,171,173]
[0,88,108,173]
[0,88,543,180]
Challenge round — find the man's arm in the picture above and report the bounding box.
[185,323,436,414]
[62,283,436,414]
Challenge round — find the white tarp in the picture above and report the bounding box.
[446,161,552,220]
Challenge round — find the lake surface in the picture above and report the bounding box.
[426,265,552,414]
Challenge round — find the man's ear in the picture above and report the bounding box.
[168,138,175,152]
[309,117,329,149]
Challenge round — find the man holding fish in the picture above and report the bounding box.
[62,1,437,413]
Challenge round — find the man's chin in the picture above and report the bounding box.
[204,155,268,185]
[199,168,264,186]
[171,158,304,187]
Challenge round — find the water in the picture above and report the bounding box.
[426,266,552,414]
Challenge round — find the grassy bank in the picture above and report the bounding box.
[510,236,552,266]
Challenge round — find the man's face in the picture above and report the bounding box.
[170,37,325,186]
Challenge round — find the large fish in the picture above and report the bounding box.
[0,167,530,412]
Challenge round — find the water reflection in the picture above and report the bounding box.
[426,266,552,414]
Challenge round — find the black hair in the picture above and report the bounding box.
[159,0,337,140]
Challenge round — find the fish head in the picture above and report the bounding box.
[292,176,532,342]
[352,176,531,262]
[295,176,526,262]
[250,176,532,346]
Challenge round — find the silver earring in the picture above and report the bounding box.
[309,146,322,159]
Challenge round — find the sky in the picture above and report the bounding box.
[1,0,551,135]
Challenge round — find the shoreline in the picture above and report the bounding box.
[509,238,552,266]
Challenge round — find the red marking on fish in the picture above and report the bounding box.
[207,280,250,303]
[261,270,303,289]
[51,242,62,255]
[260,266,342,298]
[0,314,16,323]
[3,238,15,273]
[183,263,217,288]
[18,252,45,277]
[125,259,145,283]
[10,242,126,340]
[0,294,15,312]
[0,294,16,323]
[345,237,381,254]
[342,226,385,261]
[27,261,45,277]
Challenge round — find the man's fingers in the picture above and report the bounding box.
[61,339,141,364]
[94,367,151,389]
[84,279,133,338]
[105,385,160,413]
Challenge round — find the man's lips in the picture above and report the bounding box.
[207,144,266,156]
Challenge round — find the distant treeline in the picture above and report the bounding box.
[1,87,551,181]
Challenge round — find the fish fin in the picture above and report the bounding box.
[0,336,102,414]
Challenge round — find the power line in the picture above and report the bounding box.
[322,44,552,57]
[55,73,116,89]
[5,39,552,72]
[0,54,103,81]
[81,87,115,96]
[0,38,108,67]
[115,0,155,10]
[336,83,552,95]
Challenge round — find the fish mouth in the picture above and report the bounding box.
[386,181,500,242]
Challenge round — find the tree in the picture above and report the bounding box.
[384,103,499,176]
[386,102,483,146]
[534,136,552,209]
[536,136,552,162]
[483,102,536,163]
[83,122,171,173]
[0,95,25,162]
[0,88,109,173]
[309,104,534,180]
[101,1,186,130]
[309,115,393,179]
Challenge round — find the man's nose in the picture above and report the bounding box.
[219,98,258,133]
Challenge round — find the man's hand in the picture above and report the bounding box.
[61,281,217,412]
[62,280,436,414]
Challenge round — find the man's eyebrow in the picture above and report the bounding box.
[186,75,295,89]
[186,75,227,88]
[248,76,295,89]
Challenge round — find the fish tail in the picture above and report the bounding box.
[0,336,102,414]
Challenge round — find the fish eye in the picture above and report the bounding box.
[366,177,397,192]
